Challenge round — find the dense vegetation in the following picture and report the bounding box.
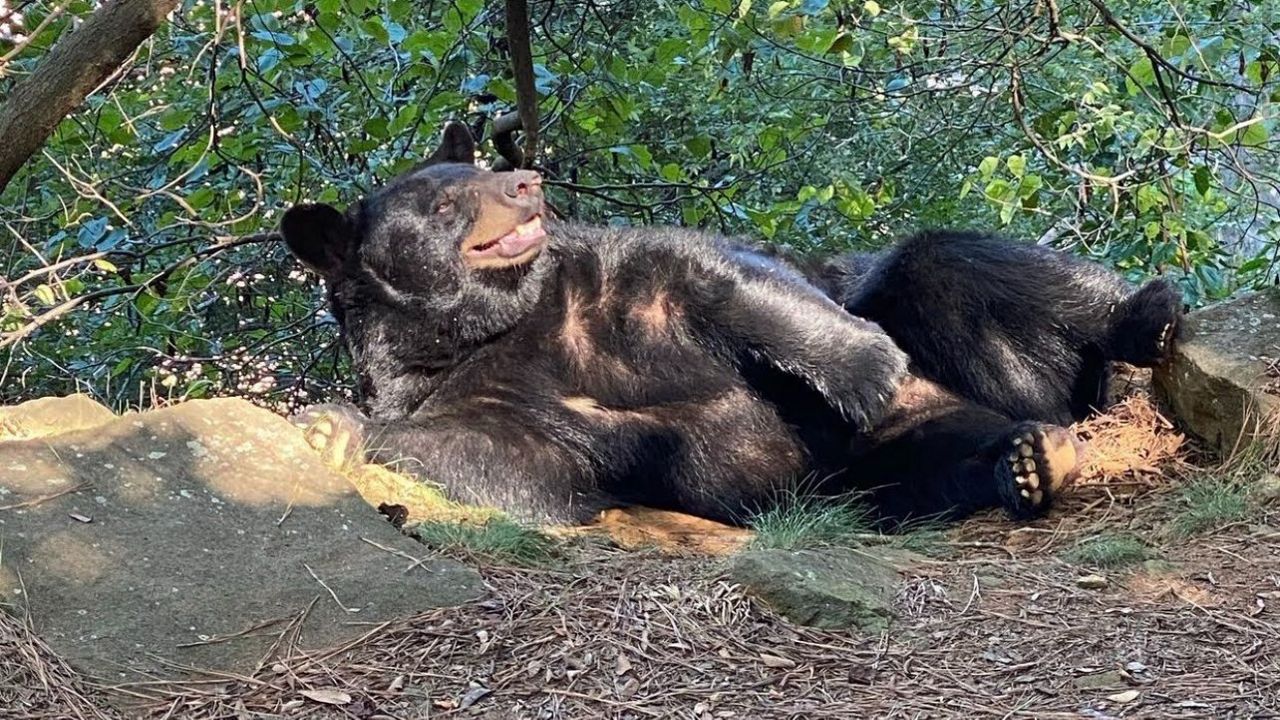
[1,0,1277,411]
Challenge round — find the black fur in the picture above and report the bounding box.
[798,231,1183,425]
[280,126,1079,526]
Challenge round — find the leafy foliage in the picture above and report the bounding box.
[1,0,1278,408]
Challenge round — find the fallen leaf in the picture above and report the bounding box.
[458,686,490,709]
[616,653,633,676]
[68,513,92,523]
[1108,690,1140,704]
[760,653,796,669]
[300,689,351,706]
[616,677,640,699]
[1077,574,1109,589]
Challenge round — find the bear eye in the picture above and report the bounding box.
[435,200,454,215]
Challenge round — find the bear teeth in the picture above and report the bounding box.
[514,216,543,238]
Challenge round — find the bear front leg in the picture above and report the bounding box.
[1103,278,1183,366]
[292,402,370,469]
[291,402,608,524]
[699,274,910,431]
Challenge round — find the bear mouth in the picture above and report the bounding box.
[463,214,547,268]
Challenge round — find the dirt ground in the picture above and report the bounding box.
[4,393,1279,719]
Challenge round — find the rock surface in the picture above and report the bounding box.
[1155,287,1280,453]
[0,393,116,439]
[0,398,482,684]
[728,547,915,631]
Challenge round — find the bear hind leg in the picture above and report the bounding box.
[995,422,1082,519]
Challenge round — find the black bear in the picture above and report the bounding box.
[792,232,1182,426]
[280,124,1080,526]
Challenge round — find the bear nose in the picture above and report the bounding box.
[505,170,543,199]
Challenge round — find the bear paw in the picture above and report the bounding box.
[1108,278,1183,366]
[292,403,368,470]
[997,423,1081,519]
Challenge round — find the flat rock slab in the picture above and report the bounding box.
[0,393,116,439]
[1155,287,1280,453]
[729,547,918,631]
[0,398,482,685]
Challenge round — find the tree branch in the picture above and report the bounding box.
[1086,0,1251,94]
[0,0,182,194]
[504,0,539,168]
[491,110,525,170]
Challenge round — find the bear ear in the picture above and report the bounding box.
[280,203,353,278]
[425,121,477,165]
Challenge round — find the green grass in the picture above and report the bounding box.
[1163,437,1275,538]
[410,517,558,565]
[1062,533,1151,568]
[1167,476,1252,538]
[748,493,875,550]
[1162,433,1276,538]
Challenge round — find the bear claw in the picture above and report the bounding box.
[292,403,368,470]
[1157,321,1175,354]
[998,423,1082,519]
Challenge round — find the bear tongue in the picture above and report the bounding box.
[494,218,547,258]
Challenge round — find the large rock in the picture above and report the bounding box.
[728,547,916,631]
[0,393,116,439]
[1155,288,1280,453]
[0,398,483,685]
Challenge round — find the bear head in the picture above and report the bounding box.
[279,123,553,412]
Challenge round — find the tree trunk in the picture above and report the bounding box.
[0,0,181,194]
[504,0,538,168]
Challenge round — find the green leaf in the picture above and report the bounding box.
[1017,173,1042,198]
[1126,57,1154,95]
[1005,154,1026,178]
[1193,165,1212,197]
[767,1,790,18]
[796,27,840,54]
[364,117,389,140]
[629,144,654,168]
[34,284,56,306]
[186,187,216,210]
[455,0,484,23]
[863,0,881,16]
[656,37,686,64]
[978,156,999,179]
[686,135,713,158]
[93,259,119,273]
[828,33,853,56]
[362,17,390,45]
[1240,121,1268,148]
[660,163,683,181]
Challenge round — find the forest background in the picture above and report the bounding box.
[0,0,1276,411]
